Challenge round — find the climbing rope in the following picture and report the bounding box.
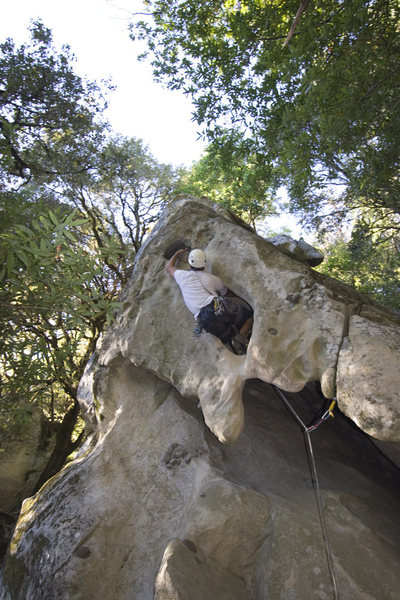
[306,399,337,433]
[272,386,340,600]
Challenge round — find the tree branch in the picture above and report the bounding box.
[282,1,312,48]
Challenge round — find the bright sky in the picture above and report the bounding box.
[1,0,308,238]
[0,0,206,167]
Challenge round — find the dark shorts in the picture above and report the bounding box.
[198,297,253,343]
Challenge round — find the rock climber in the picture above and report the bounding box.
[165,247,253,354]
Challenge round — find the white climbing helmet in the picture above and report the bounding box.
[188,248,206,268]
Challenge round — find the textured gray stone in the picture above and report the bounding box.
[1,197,400,600]
[2,375,399,600]
[337,316,400,440]
[154,539,250,600]
[96,196,400,445]
[266,233,324,266]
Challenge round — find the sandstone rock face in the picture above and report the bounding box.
[2,376,399,600]
[337,316,400,440]
[154,539,251,600]
[1,197,400,600]
[96,196,400,445]
[266,233,324,267]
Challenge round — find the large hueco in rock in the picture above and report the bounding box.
[1,196,400,600]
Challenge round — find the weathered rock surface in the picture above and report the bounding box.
[266,233,325,267]
[2,375,399,600]
[154,538,250,600]
[1,197,400,600]
[96,196,400,445]
[337,315,400,440]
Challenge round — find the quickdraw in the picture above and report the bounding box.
[306,399,337,433]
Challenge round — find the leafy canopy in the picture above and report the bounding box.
[316,209,400,309]
[67,135,186,255]
[0,20,109,184]
[0,194,117,430]
[178,131,276,229]
[0,132,185,456]
[0,22,185,483]
[131,0,400,218]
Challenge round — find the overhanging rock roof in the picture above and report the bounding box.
[97,195,400,445]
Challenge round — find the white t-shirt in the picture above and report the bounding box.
[174,270,227,317]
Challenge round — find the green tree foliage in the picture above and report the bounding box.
[178,131,276,229]
[0,21,111,482]
[0,192,121,477]
[131,0,400,223]
[316,210,400,309]
[131,0,400,312]
[0,23,184,492]
[0,20,108,183]
[0,133,184,488]
[63,135,185,263]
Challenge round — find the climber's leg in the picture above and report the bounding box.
[239,317,253,340]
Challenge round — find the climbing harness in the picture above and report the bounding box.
[213,295,225,316]
[193,272,226,317]
[272,386,340,600]
[192,272,252,351]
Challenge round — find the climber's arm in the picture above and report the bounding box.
[165,248,187,277]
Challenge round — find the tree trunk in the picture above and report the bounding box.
[33,400,84,493]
